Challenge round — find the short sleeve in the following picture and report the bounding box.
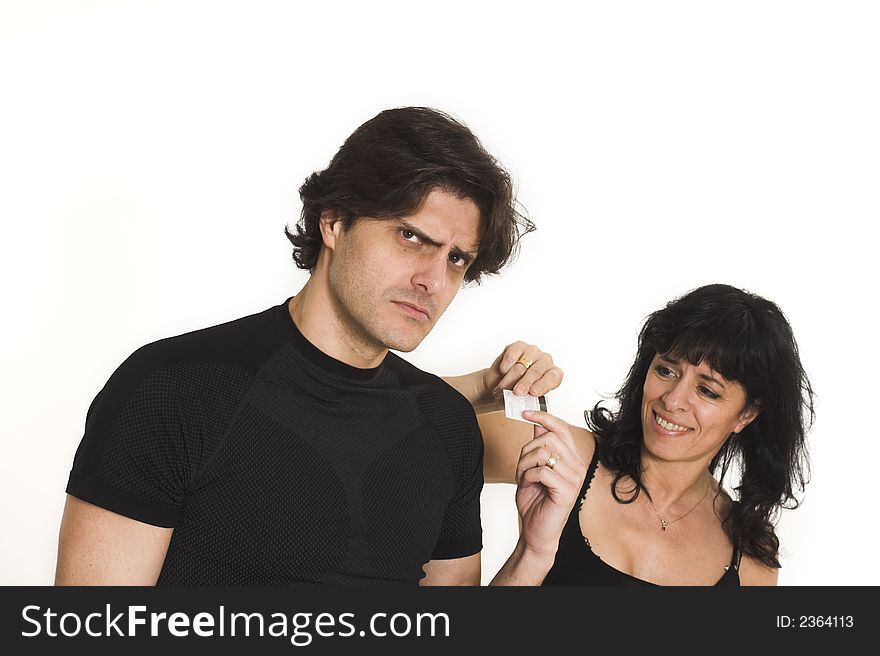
[66,347,198,527]
[429,416,484,559]
[65,308,273,529]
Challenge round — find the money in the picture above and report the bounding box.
[502,389,549,425]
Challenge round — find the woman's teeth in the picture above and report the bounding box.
[655,412,691,433]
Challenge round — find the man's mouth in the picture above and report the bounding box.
[393,301,430,321]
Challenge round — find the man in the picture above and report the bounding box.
[55,107,560,585]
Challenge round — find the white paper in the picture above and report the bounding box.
[502,389,549,425]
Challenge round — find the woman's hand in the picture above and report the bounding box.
[443,342,563,413]
[514,411,586,560]
[490,411,587,585]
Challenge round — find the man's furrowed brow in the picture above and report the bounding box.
[397,219,478,257]
[397,220,442,248]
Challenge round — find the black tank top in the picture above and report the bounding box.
[542,446,741,586]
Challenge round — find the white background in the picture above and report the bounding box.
[1,0,877,585]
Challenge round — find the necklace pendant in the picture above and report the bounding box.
[660,519,667,531]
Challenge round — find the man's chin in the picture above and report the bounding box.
[380,328,430,353]
[384,336,425,353]
[364,314,434,353]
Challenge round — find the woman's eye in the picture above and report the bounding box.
[656,365,674,377]
[699,386,720,399]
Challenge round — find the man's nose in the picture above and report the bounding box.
[411,252,447,294]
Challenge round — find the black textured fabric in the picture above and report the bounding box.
[542,446,740,586]
[66,299,483,585]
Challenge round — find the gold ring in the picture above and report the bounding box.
[545,452,559,470]
[515,356,534,370]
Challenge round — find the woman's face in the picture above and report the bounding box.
[641,353,758,464]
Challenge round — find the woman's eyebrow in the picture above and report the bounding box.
[660,355,726,388]
[699,373,726,388]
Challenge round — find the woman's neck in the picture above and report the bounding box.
[639,449,715,513]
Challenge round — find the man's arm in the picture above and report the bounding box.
[55,495,173,585]
[420,553,481,586]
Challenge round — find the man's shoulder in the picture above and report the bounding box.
[106,302,284,394]
[385,353,476,420]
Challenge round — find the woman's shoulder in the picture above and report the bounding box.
[478,412,534,484]
[710,488,779,586]
[570,425,597,466]
[738,555,779,586]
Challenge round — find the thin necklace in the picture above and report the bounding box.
[646,479,711,532]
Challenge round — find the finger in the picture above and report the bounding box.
[518,449,581,488]
[511,352,554,396]
[516,440,582,486]
[526,366,564,398]
[518,465,578,503]
[497,341,530,377]
[520,432,577,464]
[522,410,574,444]
[520,411,578,452]
[532,422,549,440]
[493,344,538,393]
[518,439,580,478]
[518,433,584,486]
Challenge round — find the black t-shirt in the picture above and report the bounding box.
[66,299,483,585]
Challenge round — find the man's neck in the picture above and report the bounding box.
[288,279,388,369]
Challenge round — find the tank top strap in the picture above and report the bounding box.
[728,542,742,570]
[577,433,601,511]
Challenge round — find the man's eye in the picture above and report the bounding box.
[401,229,419,243]
[449,253,471,269]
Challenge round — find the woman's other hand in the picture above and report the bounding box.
[514,411,586,559]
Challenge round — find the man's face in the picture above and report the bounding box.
[325,188,481,353]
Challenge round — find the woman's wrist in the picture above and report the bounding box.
[513,537,557,569]
[490,539,557,586]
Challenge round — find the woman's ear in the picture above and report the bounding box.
[733,401,762,434]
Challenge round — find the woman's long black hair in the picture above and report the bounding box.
[587,284,814,568]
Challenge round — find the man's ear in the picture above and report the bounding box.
[733,400,762,434]
[319,210,344,251]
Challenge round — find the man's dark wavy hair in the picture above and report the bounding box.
[284,107,533,284]
[587,284,814,569]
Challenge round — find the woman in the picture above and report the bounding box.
[483,284,814,585]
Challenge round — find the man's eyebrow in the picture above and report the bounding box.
[659,355,726,388]
[397,219,478,258]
